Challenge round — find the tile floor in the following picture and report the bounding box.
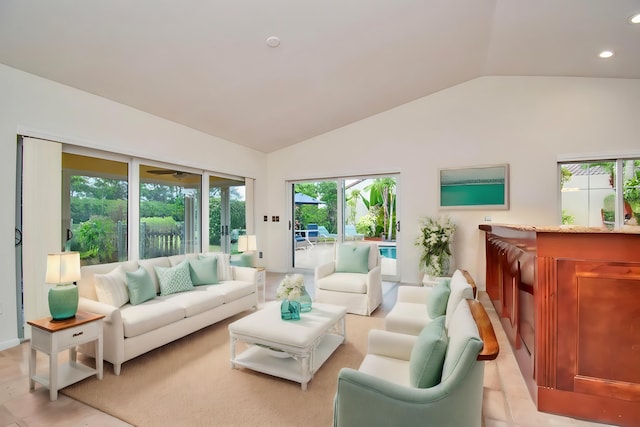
[0,272,618,427]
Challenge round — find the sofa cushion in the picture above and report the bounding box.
[155,260,194,296]
[409,315,448,388]
[385,302,434,336]
[317,272,368,294]
[94,265,129,308]
[120,299,186,338]
[426,281,450,318]
[125,267,156,305]
[336,244,370,274]
[204,280,255,303]
[156,288,225,317]
[189,256,218,285]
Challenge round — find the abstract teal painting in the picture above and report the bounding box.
[439,164,509,209]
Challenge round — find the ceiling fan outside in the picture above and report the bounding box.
[147,169,197,179]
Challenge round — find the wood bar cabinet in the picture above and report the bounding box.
[480,224,640,426]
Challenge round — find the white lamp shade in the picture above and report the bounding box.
[237,235,257,252]
[46,252,81,284]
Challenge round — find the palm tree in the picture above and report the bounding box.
[366,178,397,240]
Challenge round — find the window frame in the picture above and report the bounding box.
[559,153,640,229]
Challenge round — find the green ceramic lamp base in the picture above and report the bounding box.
[48,283,79,321]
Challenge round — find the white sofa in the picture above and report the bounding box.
[384,269,476,335]
[76,252,258,375]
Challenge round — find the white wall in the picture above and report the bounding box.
[266,76,640,285]
[0,64,267,349]
[2,66,638,349]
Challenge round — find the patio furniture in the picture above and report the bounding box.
[307,223,319,243]
[314,242,382,315]
[317,225,337,242]
[295,235,311,250]
[345,224,365,241]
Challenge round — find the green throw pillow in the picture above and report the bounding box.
[155,260,194,296]
[125,267,156,305]
[335,244,370,274]
[189,257,218,285]
[230,253,253,267]
[426,281,451,318]
[409,316,448,388]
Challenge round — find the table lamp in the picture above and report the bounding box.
[45,251,81,320]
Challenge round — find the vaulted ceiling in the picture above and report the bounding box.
[1,0,639,153]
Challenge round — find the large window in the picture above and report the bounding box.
[62,150,248,263]
[560,159,640,229]
[63,153,128,265]
[139,165,201,259]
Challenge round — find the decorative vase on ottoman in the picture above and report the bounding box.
[280,299,301,320]
[299,287,313,312]
[276,273,310,318]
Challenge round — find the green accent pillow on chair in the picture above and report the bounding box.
[125,267,156,305]
[335,244,370,274]
[426,281,451,318]
[189,256,219,285]
[409,315,448,388]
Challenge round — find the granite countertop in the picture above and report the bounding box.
[480,223,640,234]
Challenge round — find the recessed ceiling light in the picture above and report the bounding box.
[629,13,640,24]
[266,36,280,48]
[599,50,614,59]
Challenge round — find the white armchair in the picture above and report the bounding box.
[314,242,382,315]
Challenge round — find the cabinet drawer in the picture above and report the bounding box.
[56,321,100,348]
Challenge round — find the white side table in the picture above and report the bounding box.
[255,267,266,304]
[28,311,104,401]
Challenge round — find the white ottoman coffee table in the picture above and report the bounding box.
[228,302,347,390]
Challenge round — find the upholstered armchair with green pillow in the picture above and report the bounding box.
[384,269,477,335]
[314,242,382,315]
[333,298,498,427]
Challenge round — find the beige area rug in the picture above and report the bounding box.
[62,310,383,427]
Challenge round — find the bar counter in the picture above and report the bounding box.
[479,224,640,426]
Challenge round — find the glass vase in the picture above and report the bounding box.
[280,299,301,320]
[299,287,313,312]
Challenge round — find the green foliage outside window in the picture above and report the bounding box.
[74,216,116,263]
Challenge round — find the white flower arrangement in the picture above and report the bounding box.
[415,216,456,277]
[276,274,304,301]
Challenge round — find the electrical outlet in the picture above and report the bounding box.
[259,251,263,259]
[263,215,268,222]
[484,215,492,221]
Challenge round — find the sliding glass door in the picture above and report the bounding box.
[209,176,246,254]
[291,174,399,281]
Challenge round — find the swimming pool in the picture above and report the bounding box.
[378,246,396,259]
